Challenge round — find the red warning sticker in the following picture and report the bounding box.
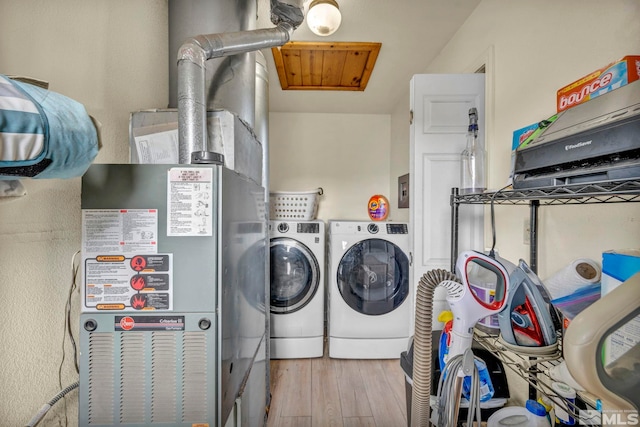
[130,255,147,271]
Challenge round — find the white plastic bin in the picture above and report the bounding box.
[269,188,323,220]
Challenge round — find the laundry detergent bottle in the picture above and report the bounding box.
[527,399,552,427]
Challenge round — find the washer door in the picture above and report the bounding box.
[337,238,409,315]
[270,237,320,314]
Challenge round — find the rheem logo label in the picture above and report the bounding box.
[120,316,135,331]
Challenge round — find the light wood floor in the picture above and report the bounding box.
[267,355,409,427]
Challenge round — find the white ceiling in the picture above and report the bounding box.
[256,0,481,114]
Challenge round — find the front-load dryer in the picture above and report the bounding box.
[269,220,325,358]
[328,220,411,359]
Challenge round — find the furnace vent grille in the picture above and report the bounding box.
[84,327,211,425]
[87,333,115,425]
[152,331,178,422]
[120,332,145,423]
[182,332,209,421]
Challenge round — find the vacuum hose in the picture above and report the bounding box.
[411,269,460,427]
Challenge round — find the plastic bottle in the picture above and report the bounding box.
[538,395,555,426]
[437,311,453,371]
[462,357,495,402]
[460,107,486,194]
[527,399,552,427]
[552,382,577,426]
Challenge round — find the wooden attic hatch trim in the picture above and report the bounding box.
[271,41,381,91]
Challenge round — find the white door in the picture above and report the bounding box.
[409,73,485,329]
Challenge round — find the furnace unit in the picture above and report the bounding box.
[77,0,304,425]
[79,158,266,426]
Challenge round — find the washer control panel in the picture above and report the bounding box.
[297,222,320,234]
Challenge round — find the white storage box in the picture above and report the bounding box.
[601,249,640,366]
[269,188,323,220]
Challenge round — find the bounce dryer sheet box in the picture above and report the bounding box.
[556,55,640,112]
[601,249,640,367]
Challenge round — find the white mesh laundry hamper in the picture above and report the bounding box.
[269,188,323,220]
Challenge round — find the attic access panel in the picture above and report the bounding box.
[271,41,381,91]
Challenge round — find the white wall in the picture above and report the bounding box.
[389,102,411,223]
[269,112,392,221]
[0,1,168,426]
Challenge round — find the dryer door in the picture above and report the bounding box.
[270,237,321,314]
[337,238,409,315]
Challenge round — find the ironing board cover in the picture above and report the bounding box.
[0,74,99,179]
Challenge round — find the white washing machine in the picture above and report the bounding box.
[269,220,325,359]
[328,220,412,359]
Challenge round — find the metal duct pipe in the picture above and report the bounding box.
[168,0,256,117]
[255,49,272,412]
[173,0,303,164]
[177,22,294,164]
[255,50,269,189]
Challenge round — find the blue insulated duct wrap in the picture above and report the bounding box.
[0,75,99,179]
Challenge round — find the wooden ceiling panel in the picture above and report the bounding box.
[300,49,323,86]
[321,50,346,86]
[272,41,381,91]
[281,48,302,86]
[341,50,370,87]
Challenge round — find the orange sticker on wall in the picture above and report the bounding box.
[368,195,389,221]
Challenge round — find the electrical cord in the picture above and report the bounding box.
[482,331,561,357]
[24,381,79,427]
[484,186,564,367]
[435,351,482,427]
[476,332,561,375]
[497,335,561,358]
[63,250,80,375]
[488,184,511,258]
[55,250,81,427]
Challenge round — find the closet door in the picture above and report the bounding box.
[409,73,485,329]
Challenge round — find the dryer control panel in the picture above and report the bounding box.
[387,223,409,234]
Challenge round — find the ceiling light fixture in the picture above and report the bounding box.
[306,0,342,37]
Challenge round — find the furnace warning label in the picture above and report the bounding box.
[83,254,173,311]
[167,167,213,237]
[82,209,158,255]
